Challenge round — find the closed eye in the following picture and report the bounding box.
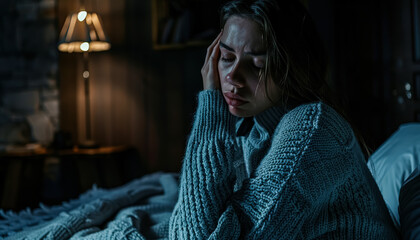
[220,57,235,62]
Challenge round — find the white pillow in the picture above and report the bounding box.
[367,123,420,229]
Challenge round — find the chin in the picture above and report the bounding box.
[228,106,253,118]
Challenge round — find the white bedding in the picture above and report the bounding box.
[367,123,420,229]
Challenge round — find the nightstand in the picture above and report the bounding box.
[0,145,145,211]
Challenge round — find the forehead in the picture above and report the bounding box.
[221,16,265,52]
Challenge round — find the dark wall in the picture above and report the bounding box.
[308,0,401,151]
[0,0,59,146]
[115,0,208,172]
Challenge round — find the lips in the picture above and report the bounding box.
[223,92,248,107]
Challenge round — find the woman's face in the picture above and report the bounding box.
[219,16,281,117]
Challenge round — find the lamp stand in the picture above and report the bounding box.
[79,51,99,149]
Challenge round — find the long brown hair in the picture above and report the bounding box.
[220,0,371,158]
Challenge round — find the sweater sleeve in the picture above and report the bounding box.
[169,90,241,239]
[169,95,361,239]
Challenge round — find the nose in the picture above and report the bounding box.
[226,62,245,88]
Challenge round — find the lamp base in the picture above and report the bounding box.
[78,140,99,149]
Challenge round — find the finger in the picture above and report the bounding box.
[205,30,223,62]
[205,40,221,89]
[209,37,221,64]
[208,30,223,52]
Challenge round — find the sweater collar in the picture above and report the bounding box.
[235,106,286,137]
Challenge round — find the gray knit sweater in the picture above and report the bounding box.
[169,90,399,239]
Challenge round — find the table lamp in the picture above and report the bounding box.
[58,10,111,148]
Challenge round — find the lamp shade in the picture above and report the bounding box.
[58,11,111,53]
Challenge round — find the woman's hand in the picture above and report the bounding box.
[201,30,223,90]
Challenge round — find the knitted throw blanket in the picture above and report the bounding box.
[1,172,179,239]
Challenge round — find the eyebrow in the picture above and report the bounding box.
[219,41,266,56]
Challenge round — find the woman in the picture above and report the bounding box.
[169,0,399,239]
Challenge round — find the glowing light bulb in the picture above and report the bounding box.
[78,11,87,21]
[80,42,90,51]
[83,71,90,78]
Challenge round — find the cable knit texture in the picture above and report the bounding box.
[169,90,399,239]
